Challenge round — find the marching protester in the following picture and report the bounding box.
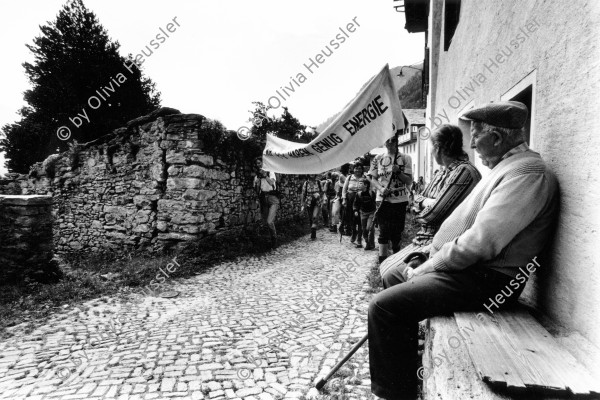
[367,135,413,264]
[253,158,280,248]
[330,170,345,233]
[342,162,365,245]
[379,124,482,282]
[321,172,336,229]
[368,102,559,399]
[338,163,351,235]
[301,175,325,240]
[325,172,339,232]
[353,177,377,250]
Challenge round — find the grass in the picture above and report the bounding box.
[0,216,310,340]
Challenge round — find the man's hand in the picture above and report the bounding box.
[404,260,435,281]
[342,199,347,206]
[354,211,359,217]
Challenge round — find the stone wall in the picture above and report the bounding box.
[0,109,306,254]
[0,195,55,282]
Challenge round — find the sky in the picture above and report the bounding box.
[0,0,424,176]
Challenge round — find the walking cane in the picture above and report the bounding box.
[315,333,368,390]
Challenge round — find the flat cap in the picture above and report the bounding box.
[461,101,528,129]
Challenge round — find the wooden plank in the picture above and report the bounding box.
[487,311,568,394]
[455,309,600,397]
[556,332,600,383]
[496,311,600,396]
[455,312,528,391]
[423,316,563,400]
[423,316,512,400]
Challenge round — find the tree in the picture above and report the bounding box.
[0,0,160,173]
[397,71,425,109]
[248,103,307,144]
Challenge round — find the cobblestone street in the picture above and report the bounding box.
[0,229,379,400]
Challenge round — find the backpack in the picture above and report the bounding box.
[326,179,336,197]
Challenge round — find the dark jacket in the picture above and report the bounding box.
[354,190,376,213]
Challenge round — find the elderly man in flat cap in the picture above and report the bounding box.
[368,101,559,400]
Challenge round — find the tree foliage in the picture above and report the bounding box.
[397,71,425,109]
[248,103,311,144]
[0,0,160,173]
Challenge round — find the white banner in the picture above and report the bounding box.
[262,64,404,174]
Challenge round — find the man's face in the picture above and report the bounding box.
[470,122,498,168]
[385,137,398,152]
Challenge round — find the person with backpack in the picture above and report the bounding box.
[342,162,365,245]
[253,158,280,248]
[337,163,351,235]
[353,177,377,250]
[301,175,325,240]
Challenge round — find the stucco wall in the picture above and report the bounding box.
[429,0,600,345]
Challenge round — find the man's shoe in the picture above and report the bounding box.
[310,228,317,240]
[379,255,387,264]
[364,244,374,251]
[355,243,363,248]
[271,237,277,248]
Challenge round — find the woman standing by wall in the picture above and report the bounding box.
[301,175,325,240]
[254,158,280,248]
[342,163,365,245]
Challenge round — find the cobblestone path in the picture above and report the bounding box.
[0,229,380,400]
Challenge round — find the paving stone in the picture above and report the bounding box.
[0,232,380,399]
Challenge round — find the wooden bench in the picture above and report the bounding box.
[422,308,600,399]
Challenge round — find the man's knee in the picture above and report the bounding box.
[369,287,410,320]
[381,266,406,289]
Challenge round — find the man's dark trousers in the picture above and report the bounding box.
[369,267,520,399]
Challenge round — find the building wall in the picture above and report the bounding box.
[429,0,600,345]
[399,124,430,181]
[0,110,305,255]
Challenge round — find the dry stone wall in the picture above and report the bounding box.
[0,195,55,282]
[0,109,306,254]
